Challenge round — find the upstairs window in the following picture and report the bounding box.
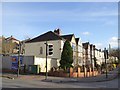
[40,47,43,54]
[72,43,76,51]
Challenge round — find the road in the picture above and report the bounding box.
[2,77,119,88]
[68,77,119,88]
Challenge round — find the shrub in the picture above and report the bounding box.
[59,40,73,71]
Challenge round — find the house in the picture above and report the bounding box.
[60,31,84,66]
[95,48,100,65]
[82,42,91,67]
[5,35,19,44]
[24,29,84,72]
[95,48,104,65]
[82,42,96,71]
[75,38,84,66]
[61,34,78,66]
[2,35,20,55]
[25,30,64,72]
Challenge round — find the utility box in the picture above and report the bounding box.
[29,65,41,74]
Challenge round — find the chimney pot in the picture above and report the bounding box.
[54,28,61,35]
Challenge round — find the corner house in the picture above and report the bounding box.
[25,28,83,72]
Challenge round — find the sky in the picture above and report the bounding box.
[1,2,118,49]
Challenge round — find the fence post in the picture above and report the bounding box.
[78,67,81,77]
[84,67,87,77]
[70,67,73,77]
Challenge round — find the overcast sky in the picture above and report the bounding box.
[1,2,118,49]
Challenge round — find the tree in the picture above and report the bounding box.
[109,48,119,58]
[2,36,18,55]
[59,40,73,70]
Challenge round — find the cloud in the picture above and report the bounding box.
[109,36,118,48]
[82,32,90,35]
[94,43,103,49]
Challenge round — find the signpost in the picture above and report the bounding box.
[17,42,21,77]
[44,41,48,80]
[11,42,22,77]
[11,56,23,72]
[44,41,54,80]
[11,56,19,70]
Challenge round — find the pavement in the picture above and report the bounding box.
[1,68,119,83]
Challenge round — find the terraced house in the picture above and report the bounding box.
[1,29,107,73]
[95,49,104,65]
[24,29,83,72]
[82,42,91,67]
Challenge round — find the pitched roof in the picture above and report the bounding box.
[82,42,89,49]
[75,38,79,45]
[61,34,74,41]
[6,36,19,41]
[26,31,63,43]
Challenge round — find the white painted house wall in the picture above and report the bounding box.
[25,40,64,72]
[34,57,51,72]
[33,56,59,72]
[24,35,85,69]
[70,36,77,66]
[87,45,91,65]
[78,39,83,66]
[100,51,104,64]
[95,50,104,65]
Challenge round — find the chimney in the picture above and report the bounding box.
[54,28,61,35]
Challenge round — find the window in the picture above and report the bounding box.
[72,43,76,51]
[40,47,43,54]
[78,45,82,53]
